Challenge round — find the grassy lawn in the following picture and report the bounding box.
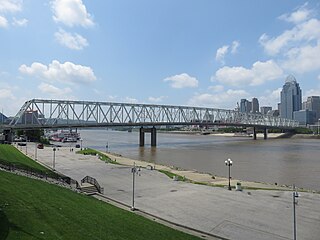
[0,171,200,240]
[76,148,119,164]
[0,145,57,177]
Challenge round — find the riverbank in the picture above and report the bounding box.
[100,150,304,192]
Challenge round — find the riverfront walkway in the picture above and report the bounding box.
[20,143,320,240]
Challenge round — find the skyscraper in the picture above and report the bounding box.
[280,75,302,120]
[251,98,259,113]
[240,99,252,113]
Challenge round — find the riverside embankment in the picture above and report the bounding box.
[18,142,320,240]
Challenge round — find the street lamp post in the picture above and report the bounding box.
[35,143,37,160]
[293,185,299,240]
[25,137,28,155]
[53,147,56,170]
[80,139,83,150]
[131,163,141,211]
[225,158,233,190]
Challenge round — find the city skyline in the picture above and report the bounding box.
[1,1,320,116]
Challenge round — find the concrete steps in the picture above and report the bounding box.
[80,183,98,195]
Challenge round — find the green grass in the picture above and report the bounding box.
[0,171,200,240]
[0,145,58,178]
[76,148,120,164]
[158,169,188,182]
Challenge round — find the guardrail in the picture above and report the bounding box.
[81,175,104,194]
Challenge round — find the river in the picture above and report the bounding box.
[78,129,320,191]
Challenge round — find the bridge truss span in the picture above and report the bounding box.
[9,99,299,129]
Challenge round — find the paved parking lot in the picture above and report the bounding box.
[21,143,320,240]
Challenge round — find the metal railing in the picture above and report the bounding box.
[81,175,104,194]
[0,158,79,187]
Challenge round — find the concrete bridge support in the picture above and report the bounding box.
[3,129,13,143]
[264,128,268,140]
[139,127,157,147]
[253,127,257,140]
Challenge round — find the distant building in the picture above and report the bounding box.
[280,75,302,120]
[294,109,316,126]
[267,110,279,117]
[240,99,252,113]
[251,98,259,113]
[302,96,320,123]
[260,106,272,115]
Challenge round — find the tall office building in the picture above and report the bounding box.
[303,96,320,121]
[251,98,259,113]
[240,99,252,113]
[280,75,302,119]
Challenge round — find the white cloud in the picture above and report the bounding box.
[214,60,283,86]
[305,88,320,97]
[0,15,8,27]
[0,0,22,13]
[164,73,198,89]
[215,45,229,64]
[148,96,167,103]
[231,41,240,54]
[208,85,224,92]
[51,0,94,27]
[19,60,96,84]
[259,17,320,56]
[0,88,15,99]
[215,41,240,64]
[279,3,311,24]
[281,41,320,73]
[54,28,88,50]
[12,17,27,26]
[38,82,72,96]
[258,88,282,108]
[189,89,249,109]
[124,97,138,103]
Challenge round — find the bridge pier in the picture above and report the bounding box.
[3,129,13,143]
[139,127,157,147]
[253,127,257,140]
[264,128,268,140]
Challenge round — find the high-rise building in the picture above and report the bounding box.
[251,98,259,113]
[260,106,272,115]
[280,75,302,120]
[240,99,252,113]
[303,96,320,123]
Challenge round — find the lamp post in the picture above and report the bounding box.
[293,185,299,240]
[225,158,233,190]
[318,119,320,135]
[53,147,56,170]
[131,163,141,211]
[35,143,37,160]
[80,138,83,150]
[25,136,28,155]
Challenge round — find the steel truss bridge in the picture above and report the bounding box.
[8,99,298,129]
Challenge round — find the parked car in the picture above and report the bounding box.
[17,142,26,146]
[75,144,81,148]
[37,143,44,149]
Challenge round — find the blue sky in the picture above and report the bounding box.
[1,0,320,116]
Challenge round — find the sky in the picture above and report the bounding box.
[1,0,320,116]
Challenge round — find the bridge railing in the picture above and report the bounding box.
[8,99,299,129]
